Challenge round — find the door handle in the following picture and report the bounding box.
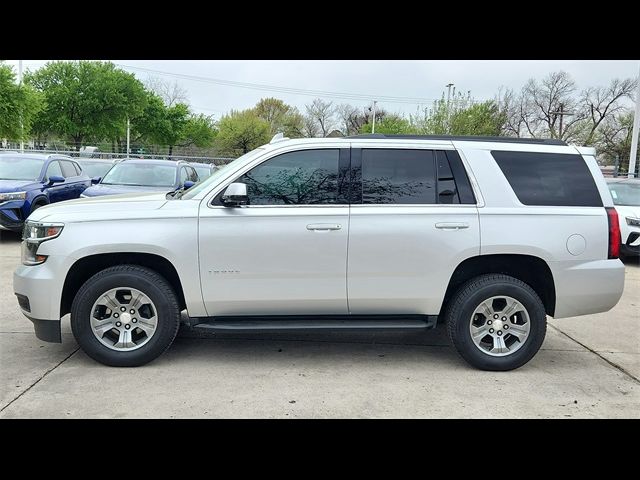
[435,222,469,230]
[306,223,342,231]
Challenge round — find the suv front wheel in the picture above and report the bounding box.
[70,265,181,367]
[445,274,547,371]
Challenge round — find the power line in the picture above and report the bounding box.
[115,63,453,105]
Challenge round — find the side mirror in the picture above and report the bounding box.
[221,182,248,207]
[91,176,101,185]
[183,180,195,190]
[47,175,65,186]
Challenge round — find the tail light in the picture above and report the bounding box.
[606,207,620,259]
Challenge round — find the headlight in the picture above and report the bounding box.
[0,191,27,202]
[626,217,640,227]
[21,221,64,266]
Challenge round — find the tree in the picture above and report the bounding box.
[26,61,147,148]
[304,98,336,137]
[215,110,270,155]
[360,114,413,134]
[449,101,506,136]
[253,98,304,137]
[337,102,388,135]
[180,114,217,148]
[0,62,43,140]
[144,76,189,107]
[594,111,638,172]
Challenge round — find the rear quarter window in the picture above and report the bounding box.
[491,151,602,207]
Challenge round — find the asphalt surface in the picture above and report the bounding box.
[1,230,638,418]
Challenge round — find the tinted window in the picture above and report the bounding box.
[78,161,113,178]
[492,151,602,207]
[193,165,212,179]
[436,150,459,204]
[46,161,63,179]
[239,149,341,205]
[361,149,436,204]
[60,160,78,178]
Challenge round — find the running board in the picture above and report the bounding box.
[191,315,437,331]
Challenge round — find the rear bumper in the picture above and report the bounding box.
[551,259,625,318]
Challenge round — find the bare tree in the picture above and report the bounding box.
[145,76,189,107]
[305,98,336,137]
[302,113,320,137]
[580,78,637,145]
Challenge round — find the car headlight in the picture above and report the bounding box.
[0,191,27,202]
[21,221,64,266]
[626,217,640,227]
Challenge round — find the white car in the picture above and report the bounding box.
[607,178,640,256]
[13,134,625,370]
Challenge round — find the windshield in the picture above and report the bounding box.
[79,161,113,178]
[181,149,265,200]
[608,182,640,206]
[193,165,213,179]
[101,162,177,187]
[0,156,45,181]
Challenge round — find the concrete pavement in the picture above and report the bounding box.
[1,230,638,418]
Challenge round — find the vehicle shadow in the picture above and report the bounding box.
[0,230,21,243]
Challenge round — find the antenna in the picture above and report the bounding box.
[269,133,289,144]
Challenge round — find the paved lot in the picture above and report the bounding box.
[1,230,638,418]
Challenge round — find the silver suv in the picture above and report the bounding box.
[13,134,625,370]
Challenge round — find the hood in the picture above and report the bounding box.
[82,184,175,197]
[0,179,39,193]
[615,204,639,219]
[28,192,170,223]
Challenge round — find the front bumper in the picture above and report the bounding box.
[0,206,25,231]
[13,255,70,343]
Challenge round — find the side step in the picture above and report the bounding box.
[192,315,437,331]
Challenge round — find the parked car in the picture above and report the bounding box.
[606,177,640,256]
[77,159,118,182]
[13,134,624,370]
[189,162,218,180]
[80,159,199,197]
[0,153,90,232]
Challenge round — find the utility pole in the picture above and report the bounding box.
[550,102,575,140]
[371,100,377,134]
[18,60,24,153]
[628,64,640,178]
[126,117,130,157]
[446,83,454,105]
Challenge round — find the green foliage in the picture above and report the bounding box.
[26,61,147,146]
[0,63,44,140]
[253,98,304,138]
[449,101,506,136]
[181,114,217,148]
[215,110,271,155]
[359,114,414,134]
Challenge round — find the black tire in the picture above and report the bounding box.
[70,265,181,367]
[30,200,46,214]
[445,274,547,371]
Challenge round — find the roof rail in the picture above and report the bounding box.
[347,134,568,146]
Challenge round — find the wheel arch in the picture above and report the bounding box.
[440,254,556,317]
[61,252,186,318]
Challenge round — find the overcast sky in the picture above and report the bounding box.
[6,60,639,118]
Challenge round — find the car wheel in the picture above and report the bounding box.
[445,274,547,371]
[70,265,181,367]
[30,201,45,213]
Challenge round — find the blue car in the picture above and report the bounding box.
[0,153,90,232]
[81,159,199,198]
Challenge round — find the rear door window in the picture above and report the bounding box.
[60,160,78,178]
[492,151,602,207]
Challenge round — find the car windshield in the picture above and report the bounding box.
[181,149,265,200]
[101,162,176,187]
[193,165,212,179]
[0,156,45,181]
[608,182,640,206]
[79,161,113,178]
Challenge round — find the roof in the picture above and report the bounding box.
[347,134,568,146]
[0,152,72,161]
[118,158,181,166]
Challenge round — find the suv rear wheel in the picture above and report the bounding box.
[445,274,547,371]
[70,265,181,367]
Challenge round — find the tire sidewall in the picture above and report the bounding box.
[71,270,179,367]
[451,280,546,371]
